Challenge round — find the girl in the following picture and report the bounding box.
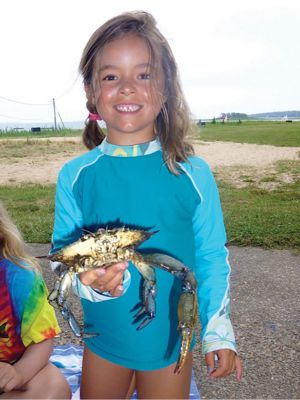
[51,11,242,399]
[0,202,71,399]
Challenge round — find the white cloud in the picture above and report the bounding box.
[0,0,299,123]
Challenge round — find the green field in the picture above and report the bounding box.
[196,120,300,147]
[1,121,299,146]
[220,180,300,249]
[0,180,299,250]
[0,184,55,243]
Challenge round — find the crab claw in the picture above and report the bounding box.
[174,290,198,374]
[143,253,198,374]
[133,279,157,330]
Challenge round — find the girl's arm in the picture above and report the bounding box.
[181,158,242,378]
[14,340,53,387]
[52,163,130,299]
[0,340,53,393]
[182,158,236,352]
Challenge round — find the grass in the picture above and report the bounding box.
[0,128,82,139]
[219,180,300,249]
[0,181,299,250]
[0,138,85,159]
[0,184,55,243]
[196,120,300,147]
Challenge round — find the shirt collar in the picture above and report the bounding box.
[98,137,161,157]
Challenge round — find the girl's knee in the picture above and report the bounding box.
[26,363,71,399]
[45,363,71,399]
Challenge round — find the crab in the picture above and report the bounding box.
[48,227,197,373]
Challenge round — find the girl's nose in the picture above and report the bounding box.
[119,80,135,95]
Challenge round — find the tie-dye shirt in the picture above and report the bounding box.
[0,257,60,364]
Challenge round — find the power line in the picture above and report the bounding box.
[0,75,81,108]
[55,76,80,100]
[0,95,52,106]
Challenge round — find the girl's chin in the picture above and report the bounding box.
[107,131,155,145]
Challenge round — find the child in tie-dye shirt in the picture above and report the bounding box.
[0,203,70,399]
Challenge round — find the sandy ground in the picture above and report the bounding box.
[0,137,299,185]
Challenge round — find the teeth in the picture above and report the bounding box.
[116,104,140,112]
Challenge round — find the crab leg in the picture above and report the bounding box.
[132,256,157,330]
[60,302,83,338]
[48,269,97,338]
[143,253,198,373]
[48,269,72,304]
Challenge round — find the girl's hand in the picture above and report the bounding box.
[79,262,128,297]
[0,362,24,392]
[205,349,243,381]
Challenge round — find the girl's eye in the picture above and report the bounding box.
[139,73,151,80]
[103,75,117,81]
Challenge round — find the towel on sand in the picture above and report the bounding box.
[50,345,200,399]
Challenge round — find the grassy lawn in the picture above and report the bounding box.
[0,184,55,243]
[196,120,300,147]
[219,180,300,249]
[0,128,82,139]
[0,181,299,250]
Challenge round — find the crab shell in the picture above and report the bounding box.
[49,228,155,266]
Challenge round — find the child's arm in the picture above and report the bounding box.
[182,158,242,379]
[0,339,52,393]
[51,162,131,299]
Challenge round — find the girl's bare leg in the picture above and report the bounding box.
[80,345,134,399]
[0,363,71,399]
[125,372,136,399]
[136,352,193,399]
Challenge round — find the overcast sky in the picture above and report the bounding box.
[0,0,299,125]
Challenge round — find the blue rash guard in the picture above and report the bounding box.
[51,138,236,370]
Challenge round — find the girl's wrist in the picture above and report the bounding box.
[12,364,26,387]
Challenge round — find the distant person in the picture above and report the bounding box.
[51,11,243,399]
[0,202,71,399]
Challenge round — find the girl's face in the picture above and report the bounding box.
[88,34,165,145]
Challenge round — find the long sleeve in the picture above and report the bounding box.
[51,158,130,301]
[51,163,84,254]
[180,157,236,354]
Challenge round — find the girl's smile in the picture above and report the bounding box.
[114,103,143,113]
[87,34,164,145]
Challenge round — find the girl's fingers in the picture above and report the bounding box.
[108,283,124,297]
[79,268,106,286]
[95,271,123,293]
[79,262,127,286]
[205,352,216,376]
[208,352,243,380]
[2,375,15,393]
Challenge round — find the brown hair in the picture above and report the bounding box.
[0,202,39,271]
[79,11,194,173]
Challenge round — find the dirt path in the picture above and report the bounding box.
[0,137,299,186]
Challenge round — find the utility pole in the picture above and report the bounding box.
[52,98,57,130]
